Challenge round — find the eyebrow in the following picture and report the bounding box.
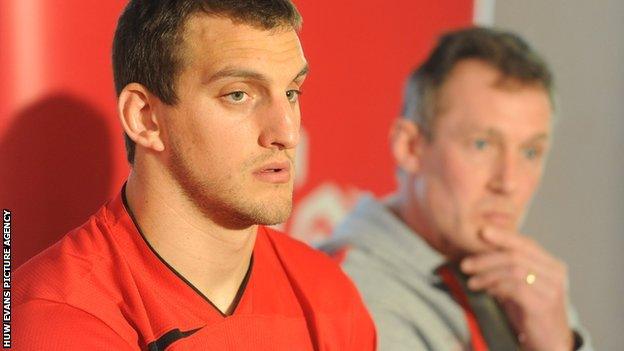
[468,127,550,143]
[525,133,550,142]
[294,64,309,81]
[205,64,309,85]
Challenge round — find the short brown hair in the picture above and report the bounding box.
[112,0,302,163]
[402,27,554,139]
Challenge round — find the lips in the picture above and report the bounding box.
[252,161,291,183]
[482,211,514,228]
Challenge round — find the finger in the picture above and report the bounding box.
[480,227,534,251]
[470,271,565,318]
[465,262,556,295]
[462,248,569,301]
[461,249,560,281]
[461,250,549,276]
[479,228,560,267]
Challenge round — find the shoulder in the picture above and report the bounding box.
[14,300,137,350]
[262,226,343,276]
[14,205,125,319]
[14,204,139,347]
[260,226,361,300]
[260,226,377,349]
[16,218,93,300]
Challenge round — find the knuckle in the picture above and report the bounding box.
[509,280,521,292]
[511,265,525,280]
[508,251,521,264]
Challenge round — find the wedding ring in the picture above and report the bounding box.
[525,272,537,285]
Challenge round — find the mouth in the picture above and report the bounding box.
[252,161,291,184]
[481,211,515,228]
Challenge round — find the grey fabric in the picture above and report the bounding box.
[320,194,593,351]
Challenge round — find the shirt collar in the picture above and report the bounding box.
[335,194,446,277]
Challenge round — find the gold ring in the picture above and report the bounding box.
[525,272,537,285]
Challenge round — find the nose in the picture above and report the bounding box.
[487,149,518,195]
[257,95,300,150]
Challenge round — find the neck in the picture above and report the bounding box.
[386,188,455,261]
[125,165,256,315]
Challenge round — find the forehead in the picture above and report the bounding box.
[436,59,552,139]
[180,14,305,77]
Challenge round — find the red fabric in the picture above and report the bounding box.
[438,266,489,351]
[14,189,376,350]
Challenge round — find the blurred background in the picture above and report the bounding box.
[1,0,621,348]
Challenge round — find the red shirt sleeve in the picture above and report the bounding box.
[14,300,138,350]
[348,282,378,350]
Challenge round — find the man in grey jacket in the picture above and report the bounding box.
[322,27,592,351]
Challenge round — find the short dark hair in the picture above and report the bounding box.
[112,0,302,163]
[401,26,554,139]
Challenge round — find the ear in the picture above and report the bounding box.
[117,83,165,154]
[390,118,425,174]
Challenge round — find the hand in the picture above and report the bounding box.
[460,228,574,351]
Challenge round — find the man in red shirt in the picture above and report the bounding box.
[14,1,376,350]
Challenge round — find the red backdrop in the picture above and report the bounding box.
[0,1,473,268]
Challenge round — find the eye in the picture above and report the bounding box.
[474,138,488,150]
[523,147,540,160]
[225,91,248,103]
[286,89,302,103]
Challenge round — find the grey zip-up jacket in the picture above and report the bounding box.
[320,195,593,351]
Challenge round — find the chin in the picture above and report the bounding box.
[242,193,293,226]
[248,204,292,226]
[446,239,492,261]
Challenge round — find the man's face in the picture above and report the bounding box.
[157,15,307,228]
[412,59,552,258]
